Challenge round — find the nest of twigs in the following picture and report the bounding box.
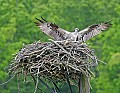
[8,39,98,82]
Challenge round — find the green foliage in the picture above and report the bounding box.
[0,0,120,93]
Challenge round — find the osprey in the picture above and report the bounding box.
[34,17,111,42]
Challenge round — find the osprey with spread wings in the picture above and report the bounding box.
[34,17,111,42]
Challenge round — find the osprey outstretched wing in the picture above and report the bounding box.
[78,21,112,42]
[35,17,111,42]
[34,17,70,41]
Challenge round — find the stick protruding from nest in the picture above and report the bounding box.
[7,40,98,93]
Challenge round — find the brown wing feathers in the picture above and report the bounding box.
[82,21,112,42]
[34,17,111,42]
[34,17,59,30]
[50,23,59,30]
[34,17,68,41]
[88,21,111,33]
[35,17,47,23]
[41,16,47,22]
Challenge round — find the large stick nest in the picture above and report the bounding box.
[8,40,98,81]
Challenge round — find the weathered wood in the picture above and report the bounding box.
[7,40,99,93]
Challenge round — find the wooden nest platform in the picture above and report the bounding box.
[8,40,98,80]
[7,39,99,93]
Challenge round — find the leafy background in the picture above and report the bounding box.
[0,0,120,93]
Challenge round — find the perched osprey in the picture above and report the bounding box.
[34,17,111,42]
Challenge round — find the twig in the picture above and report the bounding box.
[52,82,62,93]
[17,74,20,93]
[34,69,39,93]
[0,74,16,85]
[38,77,56,93]
[49,39,70,54]
[65,72,73,93]
[78,73,83,93]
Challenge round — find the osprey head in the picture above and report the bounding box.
[74,28,79,33]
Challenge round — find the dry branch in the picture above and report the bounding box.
[7,40,99,93]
